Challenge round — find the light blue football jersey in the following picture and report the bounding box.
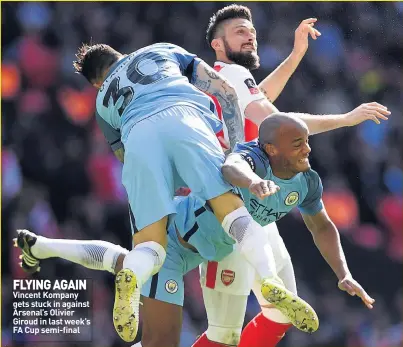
[95,42,221,141]
[171,141,324,262]
[233,141,324,226]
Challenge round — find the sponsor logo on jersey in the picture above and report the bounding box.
[250,199,288,223]
[244,78,259,95]
[165,279,179,294]
[285,191,299,206]
[221,269,235,286]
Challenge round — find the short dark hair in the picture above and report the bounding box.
[206,4,252,47]
[73,43,121,84]
[259,113,307,145]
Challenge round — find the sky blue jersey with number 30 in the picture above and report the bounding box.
[95,42,221,141]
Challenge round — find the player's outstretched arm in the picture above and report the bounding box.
[246,102,390,136]
[288,102,390,135]
[244,98,390,136]
[191,60,245,149]
[244,96,390,138]
[258,18,321,103]
[302,208,375,309]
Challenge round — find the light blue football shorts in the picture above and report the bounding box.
[140,195,235,306]
[121,105,231,231]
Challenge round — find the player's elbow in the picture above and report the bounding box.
[221,162,231,176]
[224,82,238,100]
[215,78,238,103]
[311,220,337,238]
[221,162,237,181]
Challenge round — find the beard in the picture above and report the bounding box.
[223,38,260,70]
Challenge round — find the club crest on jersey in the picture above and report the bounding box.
[221,270,235,286]
[165,279,178,294]
[244,78,259,95]
[285,192,299,206]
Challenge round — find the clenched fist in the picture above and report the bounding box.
[249,179,280,200]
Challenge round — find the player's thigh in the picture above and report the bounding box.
[277,257,297,295]
[165,106,232,202]
[251,225,297,306]
[122,117,176,232]
[264,223,297,294]
[208,191,245,224]
[132,217,169,248]
[202,286,248,345]
[200,249,255,296]
[199,250,253,345]
[141,296,182,347]
[202,286,248,327]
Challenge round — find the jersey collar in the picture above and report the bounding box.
[105,55,130,80]
[214,61,232,69]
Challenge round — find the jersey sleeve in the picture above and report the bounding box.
[298,169,324,215]
[96,112,123,151]
[218,65,265,113]
[231,141,268,179]
[170,44,200,82]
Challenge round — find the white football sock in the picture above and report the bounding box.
[31,237,128,274]
[221,206,277,280]
[262,306,291,324]
[122,241,166,287]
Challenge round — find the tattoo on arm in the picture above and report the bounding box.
[204,68,220,80]
[193,78,211,91]
[192,62,245,149]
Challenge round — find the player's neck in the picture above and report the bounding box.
[270,161,296,180]
[215,52,234,65]
[101,55,125,84]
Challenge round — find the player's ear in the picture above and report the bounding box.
[211,38,223,53]
[264,143,277,157]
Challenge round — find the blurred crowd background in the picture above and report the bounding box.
[2,2,402,347]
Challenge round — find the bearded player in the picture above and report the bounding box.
[15,115,376,347]
[194,5,389,347]
[16,6,389,347]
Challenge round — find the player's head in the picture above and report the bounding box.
[206,5,259,70]
[259,113,311,176]
[73,43,123,88]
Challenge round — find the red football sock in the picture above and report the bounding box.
[238,313,292,347]
[192,332,230,347]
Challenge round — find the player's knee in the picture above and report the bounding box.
[206,326,241,346]
[208,191,244,223]
[133,216,169,249]
[129,241,166,276]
